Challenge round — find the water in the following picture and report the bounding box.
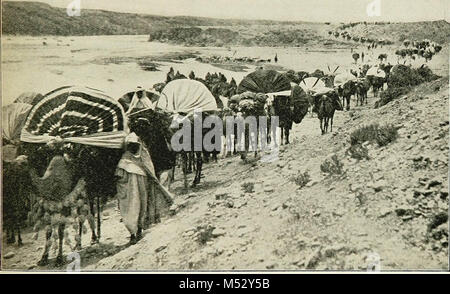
[2,35,448,105]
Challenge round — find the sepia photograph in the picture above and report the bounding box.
[1,0,449,273]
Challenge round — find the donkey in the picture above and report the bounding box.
[317,94,338,135]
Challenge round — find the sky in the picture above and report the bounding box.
[7,0,450,22]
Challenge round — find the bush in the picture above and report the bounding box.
[195,224,215,245]
[350,124,398,147]
[320,154,344,175]
[375,86,410,108]
[416,66,440,82]
[241,182,255,193]
[375,125,399,146]
[388,65,424,88]
[389,66,421,87]
[292,171,311,188]
[376,65,439,108]
[346,144,370,160]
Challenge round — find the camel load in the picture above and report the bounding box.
[20,85,127,265]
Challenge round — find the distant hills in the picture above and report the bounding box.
[331,21,450,45]
[1,1,307,36]
[2,1,449,46]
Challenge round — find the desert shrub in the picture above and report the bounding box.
[350,124,398,147]
[292,171,311,188]
[376,65,439,108]
[388,65,424,88]
[375,125,399,146]
[195,224,215,245]
[350,124,378,145]
[241,182,255,193]
[320,154,344,175]
[416,66,440,82]
[375,86,410,108]
[346,144,370,160]
[427,212,448,232]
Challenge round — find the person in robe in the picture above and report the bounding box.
[166,67,175,83]
[126,86,154,115]
[115,132,156,244]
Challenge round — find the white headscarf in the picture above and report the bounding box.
[125,132,140,145]
[119,132,156,177]
[126,87,155,115]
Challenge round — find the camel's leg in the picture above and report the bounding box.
[96,196,101,242]
[88,201,98,244]
[193,151,203,186]
[320,118,324,135]
[76,222,82,250]
[331,114,334,132]
[187,152,193,173]
[280,128,284,146]
[147,181,157,225]
[171,164,176,182]
[37,227,53,266]
[17,226,23,247]
[284,128,290,145]
[55,224,65,266]
[6,227,15,244]
[182,152,188,190]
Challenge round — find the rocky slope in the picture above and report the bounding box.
[2,76,448,271]
[90,76,448,270]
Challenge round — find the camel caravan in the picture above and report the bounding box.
[2,43,441,266]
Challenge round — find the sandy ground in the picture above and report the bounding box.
[2,76,448,271]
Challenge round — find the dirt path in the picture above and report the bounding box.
[2,77,448,271]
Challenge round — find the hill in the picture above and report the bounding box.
[328,21,450,45]
[1,1,308,36]
[147,24,335,47]
[3,1,448,48]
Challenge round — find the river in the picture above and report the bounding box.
[2,34,448,105]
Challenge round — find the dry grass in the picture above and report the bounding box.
[320,155,344,175]
[241,182,255,193]
[350,124,398,147]
[346,144,370,160]
[291,171,311,188]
